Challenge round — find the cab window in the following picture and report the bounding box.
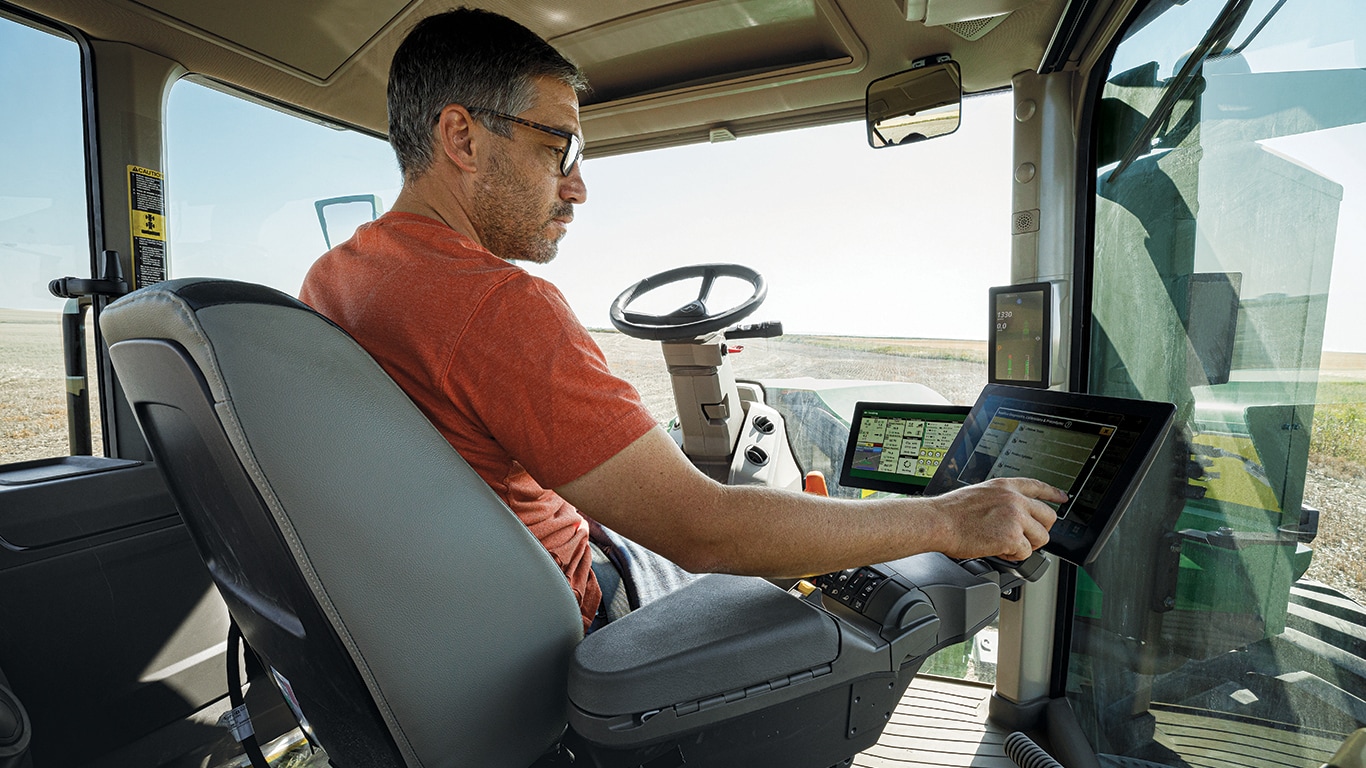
[0,14,98,463]
[1074,0,1366,761]
[537,92,1012,436]
[164,78,400,293]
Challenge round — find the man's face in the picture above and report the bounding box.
[470,77,587,264]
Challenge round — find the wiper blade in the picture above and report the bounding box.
[1106,0,1255,183]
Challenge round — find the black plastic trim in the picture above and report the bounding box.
[0,455,140,486]
[1050,0,1155,701]
[0,462,174,551]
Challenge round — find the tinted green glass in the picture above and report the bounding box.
[1074,1,1366,763]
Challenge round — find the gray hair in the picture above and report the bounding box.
[387,8,587,180]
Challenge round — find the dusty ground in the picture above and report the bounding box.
[0,309,103,462]
[2,310,1362,603]
[1303,462,1366,604]
[591,331,992,417]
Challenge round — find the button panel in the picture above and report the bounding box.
[812,567,885,615]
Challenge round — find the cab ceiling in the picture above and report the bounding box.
[16,0,1081,157]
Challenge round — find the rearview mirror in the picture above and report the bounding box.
[866,57,962,148]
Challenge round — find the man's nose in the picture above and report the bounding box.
[560,162,587,204]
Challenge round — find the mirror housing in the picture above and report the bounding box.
[866,55,962,148]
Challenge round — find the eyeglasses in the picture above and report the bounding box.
[467,107,584,176]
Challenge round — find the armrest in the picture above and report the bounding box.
[569,574,839,718]
[567,557,999,767]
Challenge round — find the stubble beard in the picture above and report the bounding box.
[473,153,571,265]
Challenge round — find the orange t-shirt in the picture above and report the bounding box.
[299,212,657,630]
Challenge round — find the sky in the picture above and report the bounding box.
[529,95,1015,340]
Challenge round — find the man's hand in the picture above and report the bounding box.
[928,477,1065,562]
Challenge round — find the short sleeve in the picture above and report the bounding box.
[443,273,657,489]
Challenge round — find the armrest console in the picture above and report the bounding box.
[567,554,999,768]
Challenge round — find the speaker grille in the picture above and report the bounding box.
[1013,209,1040,234]
[946,15,1007,41]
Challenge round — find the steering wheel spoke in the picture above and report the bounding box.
[696,268,718,303]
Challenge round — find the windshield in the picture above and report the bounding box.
[536,91,1012,435]
[164,81,1012,421]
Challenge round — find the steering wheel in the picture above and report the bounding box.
[610,264,767,341]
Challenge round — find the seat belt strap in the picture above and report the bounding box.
[220,618,271,768]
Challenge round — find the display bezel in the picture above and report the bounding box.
[923,384,1175,565]
[988,282,1052,388]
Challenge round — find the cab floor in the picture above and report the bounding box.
[856,676,1014,767]
[252,676,1011,768]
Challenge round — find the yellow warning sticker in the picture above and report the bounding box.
[128,165,166,287]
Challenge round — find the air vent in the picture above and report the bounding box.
[898,0,1028,42]
[745,446,770,466]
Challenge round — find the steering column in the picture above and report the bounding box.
[611,264,794,487]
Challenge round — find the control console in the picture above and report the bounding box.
[838,385,1176,569]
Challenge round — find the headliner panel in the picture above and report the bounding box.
[12,0,1093,155]
[123,0,414,80]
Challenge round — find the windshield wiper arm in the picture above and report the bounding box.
[1214,0,1288,60]
[1107,0,1255,183]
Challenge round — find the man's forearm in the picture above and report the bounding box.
[557,427,1061,575]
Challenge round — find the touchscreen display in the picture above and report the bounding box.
[840,403,971,495]
[956,408,1115,525]
[924,384,1175,565]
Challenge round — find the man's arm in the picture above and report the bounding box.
[556,426,1065,577]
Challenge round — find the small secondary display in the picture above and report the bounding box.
[839,403,972,495]
[989,283,1051,388]
[924,384,1175,565]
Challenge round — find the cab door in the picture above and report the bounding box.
[0,11,235,765]
[1067,1,1366,764]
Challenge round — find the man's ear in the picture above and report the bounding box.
[435,104,479,173]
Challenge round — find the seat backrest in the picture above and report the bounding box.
[100,278,582,768]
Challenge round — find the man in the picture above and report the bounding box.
[300,8,1064,632]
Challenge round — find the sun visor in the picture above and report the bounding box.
[554,0,866,111]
